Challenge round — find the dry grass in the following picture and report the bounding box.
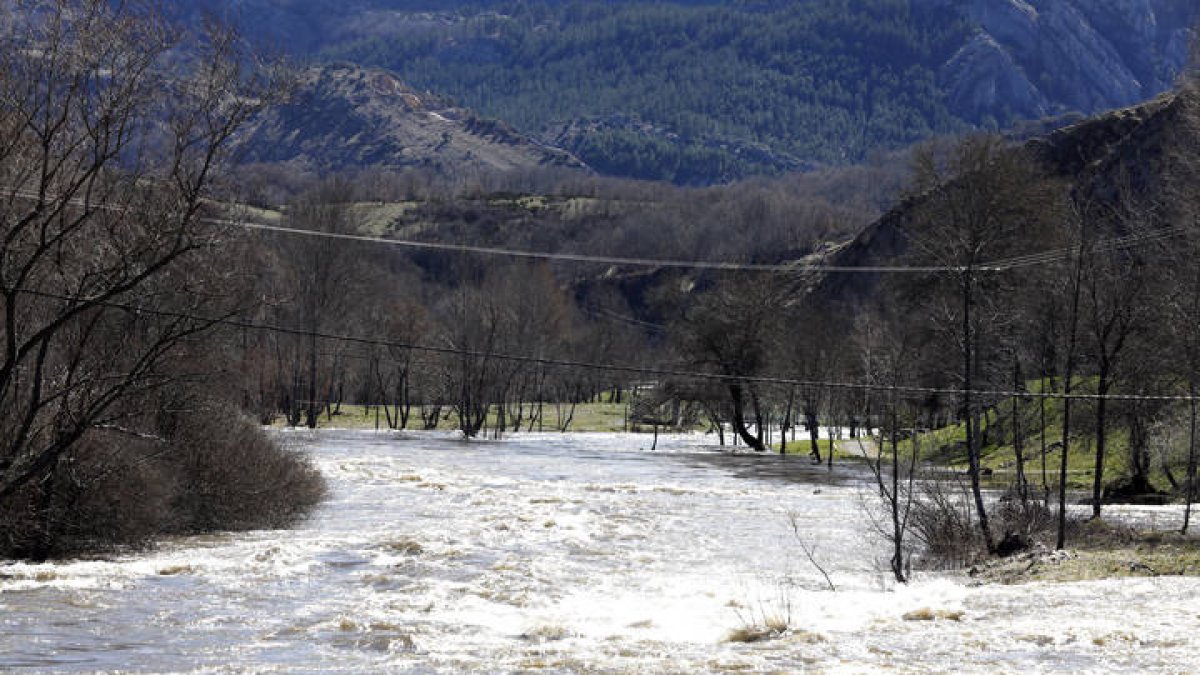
[725,626,781,643]
[901,608,964,621]
[521,623,570,642]
[968,522,1200,584]
[381,538,424,555]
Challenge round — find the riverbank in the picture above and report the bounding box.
[966,520,1200,584]
[282,403,874,457]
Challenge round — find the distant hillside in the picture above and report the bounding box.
[946,0,1195,123]
[815,86,1200,303]
[326,0,974,176]
[196,1,1196,184]
[235,64,585,176]
[548,115,812,185]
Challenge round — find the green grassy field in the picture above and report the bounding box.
[271,399,650,434]
[884,377,1185,493]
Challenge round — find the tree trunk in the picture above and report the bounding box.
[962,272,994,553]
[728,382,766,452]
[807,410,822,463]
[1040,380,1049,493]
[750,387,766,448]
[1012,358,1028,502]
[305,332,319,429]
[1090,367,1110,519]
[707,407,726,446]
[398,369,411,430]
[556,398,577,433]
[827,423,835,471]
[1057,245,1085,550]
[332,379,344,416]
[779,392,791,455]
[890,401,905,583]
[1183,387,1197,534]
[1128,407,1153,494]
[495,393,507,440]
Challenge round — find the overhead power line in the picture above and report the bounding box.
[233,220,1187,274]
[988,225,1187,270]
[232,220,967,274]
[5,185,1189,275]
[20,288,1200,403]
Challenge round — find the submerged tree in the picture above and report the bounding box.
[676,275,795,452]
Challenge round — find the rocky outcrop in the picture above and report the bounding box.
[237,64,587,176]
[941,33,1049,122]
[945,0,1194,123]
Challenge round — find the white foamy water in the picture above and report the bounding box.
[2,430,1198,672]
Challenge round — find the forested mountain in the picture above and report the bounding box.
[194,0,1196,184]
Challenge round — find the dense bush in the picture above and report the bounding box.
[0,2,326,562]
[0,412,325,560]
[164,413,327,533]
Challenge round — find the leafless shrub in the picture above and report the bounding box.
[788,513,837,591]
[992,494,1056,544]
[163,411,326,533]
[0,411,325,559]
[906,474,985,567]
[0,432,175,558]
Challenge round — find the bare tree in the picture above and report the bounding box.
[859,332,921,584]
[0,1,273,506]
[1162,77,1200,531]
[1078,199,1157,519]
[676,276,794,452]
[898,135,1064,554]
[273,182,367,428]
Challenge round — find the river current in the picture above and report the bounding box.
[1,430,1197,673]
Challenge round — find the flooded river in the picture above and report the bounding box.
[2,431,1198,672]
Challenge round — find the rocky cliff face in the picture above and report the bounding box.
[236,64,586,175]
[944,0,1194,123]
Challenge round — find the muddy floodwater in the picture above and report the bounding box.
[2,430,1198,672]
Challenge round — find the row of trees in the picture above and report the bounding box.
[233,180,647,438]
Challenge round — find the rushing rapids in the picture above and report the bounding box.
[1,430,1198,672]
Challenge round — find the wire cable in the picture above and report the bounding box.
[19,287,1200,403]
[232,219,967,274]
[6,185,1191,275]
